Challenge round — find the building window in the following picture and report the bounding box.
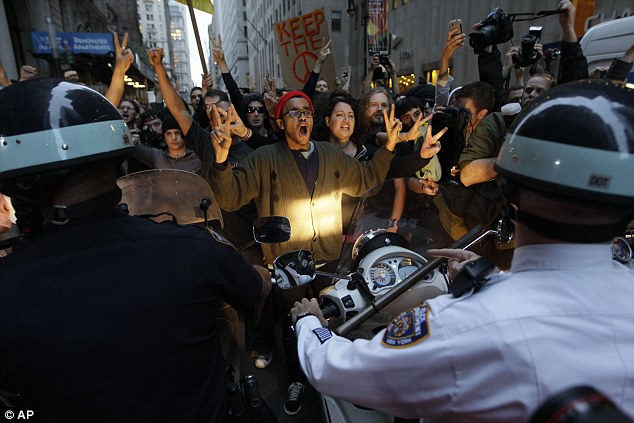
[244,26,248,37]
[147,14,154,20]
[331,10,341,32]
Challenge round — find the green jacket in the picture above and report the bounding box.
[459,111,507,169]
[210,141,394,264]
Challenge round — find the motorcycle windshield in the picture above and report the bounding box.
[336,178,460,275]
[117,169,224,227]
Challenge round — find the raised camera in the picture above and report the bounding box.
[378,51,391,67]
[469,7,514,54]
[513,26,543,68]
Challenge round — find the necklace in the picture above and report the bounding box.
[167,151,187,159]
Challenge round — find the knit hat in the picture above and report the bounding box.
[274,90,314,120]
[162,114,181,135]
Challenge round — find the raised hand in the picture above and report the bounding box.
[202,73,213,89]
[383,104,403,152]
[263,75,278,117]
[318,38,332,63]
[400,112,432,143]
[19,65,38,82]
[215,103,249,139]
[210,104,233,163]
[113,32,134,73]
[147,48,165,68]
[418,116,446,159]
[210,35,225,65]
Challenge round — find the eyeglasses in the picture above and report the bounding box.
[283,109,314,119]
[191,94,202,99]
[247,106,266,114]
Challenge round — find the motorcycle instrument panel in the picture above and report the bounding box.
[369,262,396,288]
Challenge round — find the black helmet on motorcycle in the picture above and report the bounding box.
[494,79,634,241]
[0,79,134,234]
[0,79,133,203]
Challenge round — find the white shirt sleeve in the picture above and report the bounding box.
[295,305,458,419]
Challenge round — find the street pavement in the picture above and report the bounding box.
[243,323,323,423]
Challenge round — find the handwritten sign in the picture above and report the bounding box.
[273,8,336,90]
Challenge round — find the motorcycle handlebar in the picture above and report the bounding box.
[334,224,485,337]
[321,303,340,319]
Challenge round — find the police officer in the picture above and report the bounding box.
[291,80,634,422]
[0,79,267,422]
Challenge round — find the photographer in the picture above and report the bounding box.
[362,53,399,95]
[459,1,588,211]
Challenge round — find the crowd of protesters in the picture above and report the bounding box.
[1,0,633,420]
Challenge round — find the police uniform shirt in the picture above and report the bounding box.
[296,243,634,422]
[0,210,262,422]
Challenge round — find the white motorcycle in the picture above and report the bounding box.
[274,178,511,423]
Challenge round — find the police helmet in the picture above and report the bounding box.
[0,79,134,206]
[495,79,634,208]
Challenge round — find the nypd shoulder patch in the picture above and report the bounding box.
[312,327,333,344]
[381,305,430,348]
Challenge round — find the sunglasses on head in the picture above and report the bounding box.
[247,106,266,114]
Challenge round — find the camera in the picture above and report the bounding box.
[544,48,561,60]
[513,26,543,68]
[431,107,470,183]
[378,51,391,67]
[469,7,514,54]
[140,126,164,149]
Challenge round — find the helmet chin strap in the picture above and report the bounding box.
[41,187,123,225]
[515,210,630,243]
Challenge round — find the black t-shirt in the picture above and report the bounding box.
[0,210,262,422]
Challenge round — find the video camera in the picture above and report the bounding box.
[513,26,543,68]
[469,7,514,54]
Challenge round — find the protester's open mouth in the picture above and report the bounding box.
[299,124,308,137]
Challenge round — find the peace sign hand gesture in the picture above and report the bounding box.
[418,114,446,159]
[383,104,403,152]
[113,32,134,73]
[210,35,226,65]
[210,105,233,163]
[263,76,278,118]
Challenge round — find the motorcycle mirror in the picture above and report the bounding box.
[273,249,316,289]
[253,216,291,244]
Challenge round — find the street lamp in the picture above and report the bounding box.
[347,0,356,18]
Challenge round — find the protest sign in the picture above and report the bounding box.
[273,8,336,90]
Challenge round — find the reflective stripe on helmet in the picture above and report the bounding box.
[0,120,133,180]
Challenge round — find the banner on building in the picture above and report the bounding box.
[367,0,389,55]
[32,32,115,55]
[273,8,336,90]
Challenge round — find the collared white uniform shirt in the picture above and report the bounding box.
[296,243,634,422]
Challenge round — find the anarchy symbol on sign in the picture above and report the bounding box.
[292,51,318,84]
